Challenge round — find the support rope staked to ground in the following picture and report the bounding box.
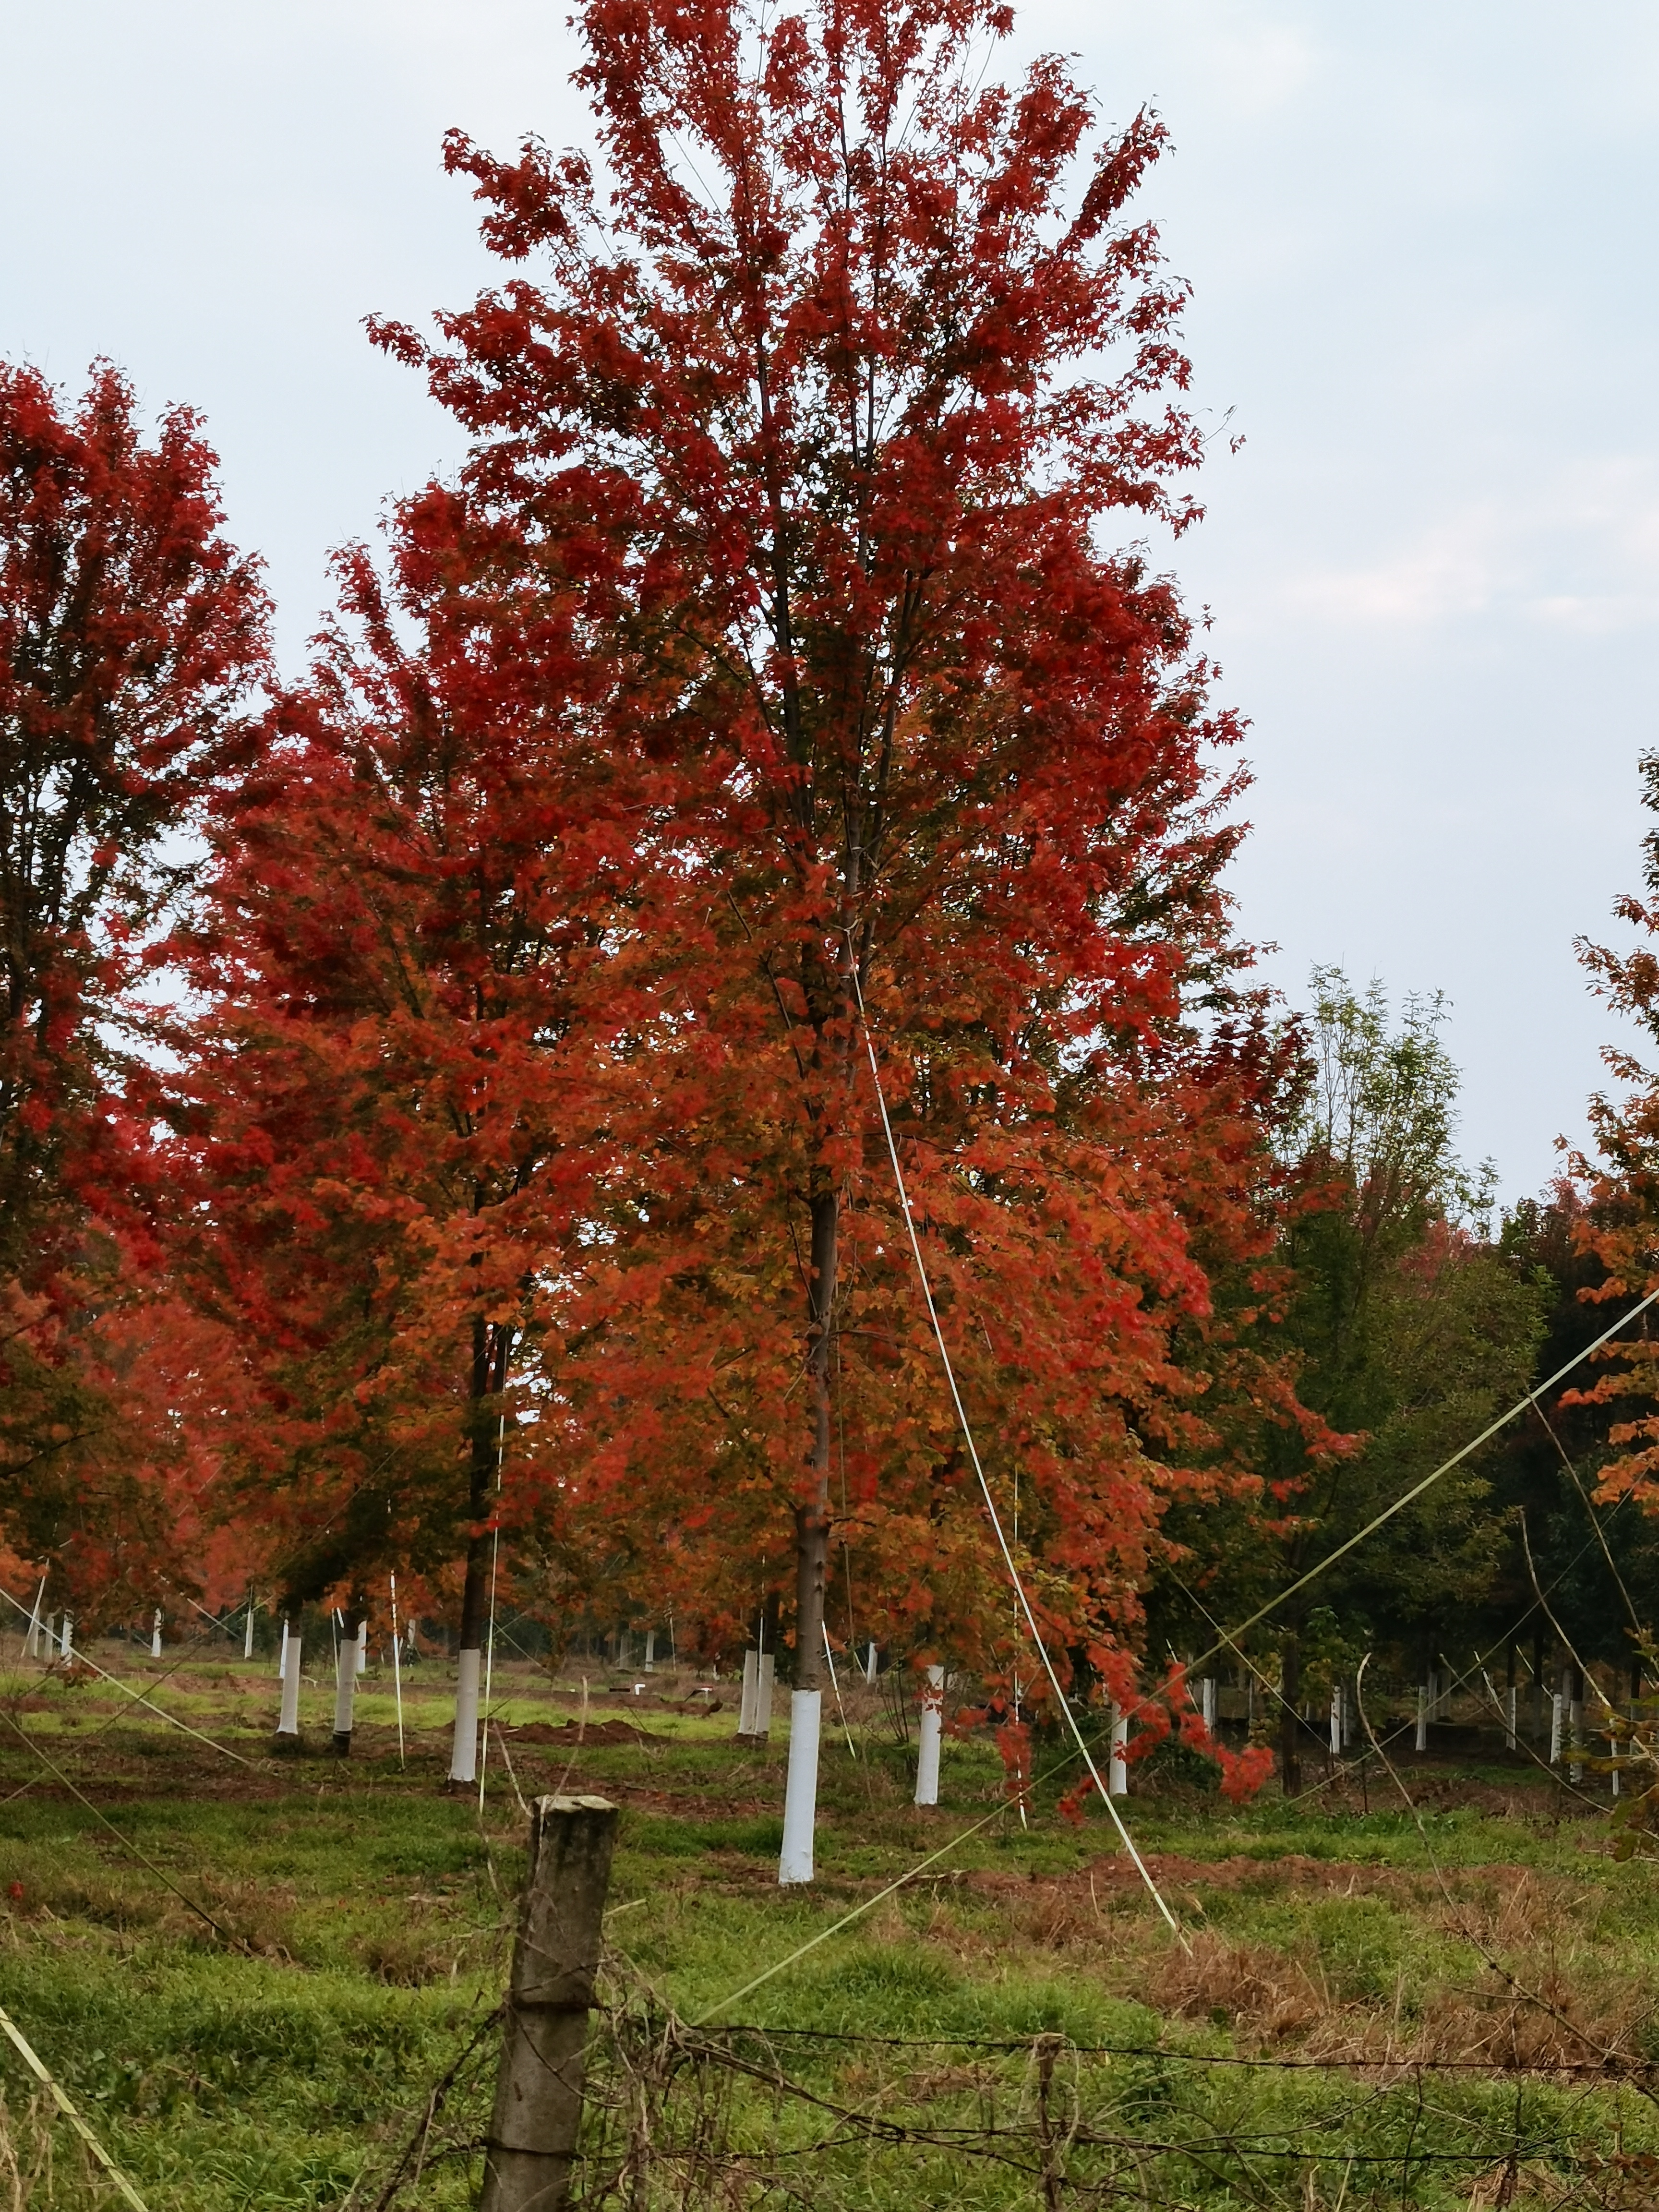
[476,1406,506,1809]
[1353,1655,1659,2104]
[0,1636,235,1809]
[848,962,1189,1948]
[1181,1283,1659,1685]
[0,1713,254,1955]
[1170,1491,1638,1814]
[0,2002,152,2212]
[683,988,1659,2031]
[1530,1396,1647,1636]
[1515,1513,1655,1787]
[0,1587,259,1768]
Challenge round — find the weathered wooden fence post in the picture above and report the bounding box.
[479,1792,618,2212]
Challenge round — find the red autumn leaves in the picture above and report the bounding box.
[3,0,1341,1793]
[0,361,267,1609]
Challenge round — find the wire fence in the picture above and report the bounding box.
[347,1963,1659,2212]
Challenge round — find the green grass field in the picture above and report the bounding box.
[1,1643,1654,2208]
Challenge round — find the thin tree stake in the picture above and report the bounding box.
[822,1623,857,1756]
[478,1411,505,1812]
[390,1572,407,1768]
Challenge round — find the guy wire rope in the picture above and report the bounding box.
[709,960,1659,2022]
[1530,1395,1646,1634]
[0,2002,151,2212]
[1178,1282,1659,1684]
[848,959,1189,1948]
[0,1714,255,1953]
[1164,1506,1629,1811]
[524,1249,1659,2044]
[0,1631,240,1807]
[0,1586,258,1767]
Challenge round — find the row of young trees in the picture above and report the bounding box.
[4,0,1658,1862]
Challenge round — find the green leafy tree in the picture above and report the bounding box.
[1158,968,1546,1786]
[1477,1190,1652,1697]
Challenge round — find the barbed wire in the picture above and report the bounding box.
[723,2025,1659,2077]
[349,1966,1659,2212]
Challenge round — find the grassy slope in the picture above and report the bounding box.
[0,1648,1654,2208]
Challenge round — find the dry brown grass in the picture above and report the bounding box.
[0,2089,104,2211]
[945,1846,1659,2094]
[1149,1929,1328,2038]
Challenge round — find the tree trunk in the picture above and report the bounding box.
[1533,1627,1547,1738]
[333,1587,368,1755]
[794,1185,838,1695]
[451,1315,509,1787]
[1279,1632,1301,1797]
[780,1182,837,1884]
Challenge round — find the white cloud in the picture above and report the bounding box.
[1286,520,1508,626]
[1269,462,1659,634]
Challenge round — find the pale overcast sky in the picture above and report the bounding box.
[3,1,1655,1202]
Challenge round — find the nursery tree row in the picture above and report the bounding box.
[4,0,1659,1857]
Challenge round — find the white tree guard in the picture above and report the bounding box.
[277,1633,303,1736]
[450,1647,482,1782]
[1109,1702,1129,1796]
[333,1632,359,1744]
[914,1664,945,1806]
[779,1689,821,1885]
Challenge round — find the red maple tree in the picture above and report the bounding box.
[360,0,1316,1856]
[1564,748,1659,1498]
[161,485,658,1763]
[0,360,268,1611]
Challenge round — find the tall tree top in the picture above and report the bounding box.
[371,0,1233,1060]
[0,359,269,1286]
